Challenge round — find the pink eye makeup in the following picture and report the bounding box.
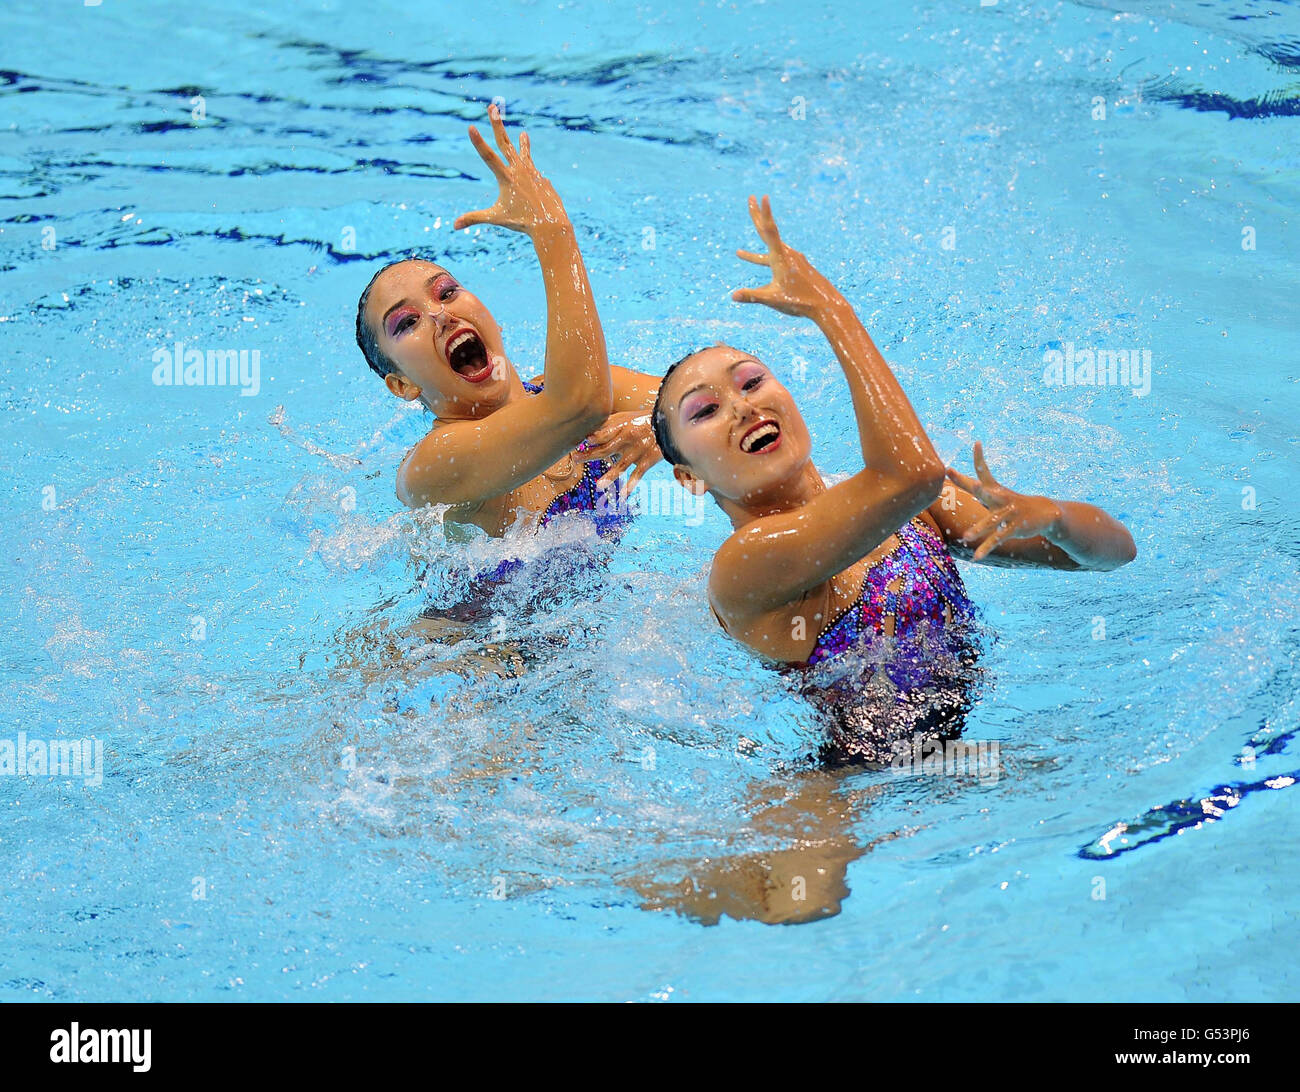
[384,275,462,338]
[387,308,417,337]
[733,362,767,391]
[680,392,719,422]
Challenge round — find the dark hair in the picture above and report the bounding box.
[651,348,711,468]
[355,257,440,380]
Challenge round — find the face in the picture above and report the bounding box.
[664,344,813,505]
[364,259,510,416]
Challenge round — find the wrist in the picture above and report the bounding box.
[808,290,854,330]
[1042,498,1067,541]
[528,214,575,245]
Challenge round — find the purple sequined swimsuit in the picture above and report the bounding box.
[807,516,974,669]
[800,516,979,766]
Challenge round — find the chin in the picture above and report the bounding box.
[739,452,805,499]
[479,383,511,409]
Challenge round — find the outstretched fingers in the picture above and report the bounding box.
[731,285,774,305]
[624,459,654,493]
[487,103,518,162]
[948,445,1006,507]
[972,440,1003,490]
[466,125,509,181]
[576,435,618,462]
[736,249,771,266]
[595,458,625,493]
[597,451,656,494]
[454,204,501,231]
[962,507,1012,546]
[747,194,781,249]
[945,465,980,495]
[759,195,781,241]
[972,518,1026,561]
[948,468,1002,511]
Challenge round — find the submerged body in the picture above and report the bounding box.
[436,377,648,541]
[436,379,636,617]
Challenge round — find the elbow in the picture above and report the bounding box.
[395,465,427,510]
[1098,512,1137,570]
[1087,530,1137,572]
[550,384,613,437]
[1108,533,1138,570]
[570,399,611,436]
[902,457,947,513]
[396,481,421,511]
[594,376,615,420]
[871,459,945,526]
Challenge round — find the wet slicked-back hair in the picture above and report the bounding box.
[651,348,712,468]
[355,257,439,380]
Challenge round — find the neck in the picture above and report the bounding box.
[715,460,827,530]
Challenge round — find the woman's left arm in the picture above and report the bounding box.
[932,441,1137,571]
[530,366,658,411]
[611,366,660,412]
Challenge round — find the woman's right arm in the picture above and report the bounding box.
[398,106,613,508]
[710,197,945,623]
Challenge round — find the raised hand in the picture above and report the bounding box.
[731,195,835,318]
[453,104,569,237]
[946,442,1064,561]
[577,411,662,493]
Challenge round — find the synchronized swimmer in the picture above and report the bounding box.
[354,105,661,542]
[650,196,1135,760]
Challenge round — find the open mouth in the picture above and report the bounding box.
[740,420,782,454]
[444,328,492,382]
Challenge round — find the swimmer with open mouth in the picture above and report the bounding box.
[356,105,662,540]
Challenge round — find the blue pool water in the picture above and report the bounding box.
[3,0,1298,1001]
